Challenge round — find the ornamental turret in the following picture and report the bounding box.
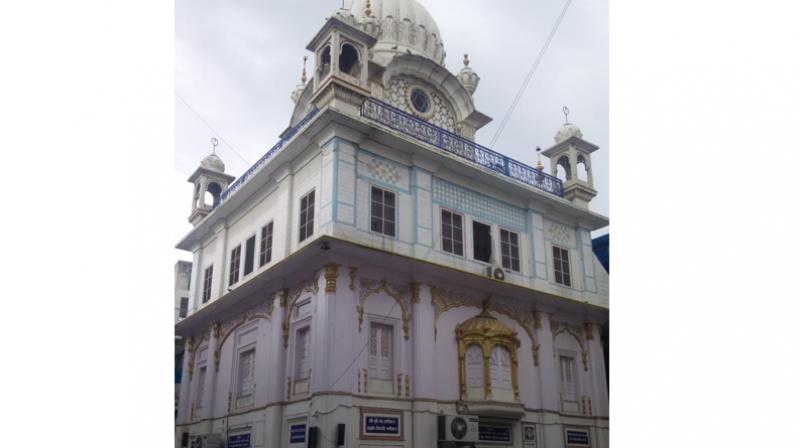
[542,107,598,209]
[457,53,480,95]
[187,138,236,226]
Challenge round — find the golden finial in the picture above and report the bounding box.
[463,53,470,67]
[301,55,308,84]
[365,0,372,17]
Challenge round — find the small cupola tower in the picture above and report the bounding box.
[541,107,598,208]
[187,138,236,226]
[305,4,377,110]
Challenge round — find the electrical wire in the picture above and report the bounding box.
[175,91,252,166]
[488,0,573,148]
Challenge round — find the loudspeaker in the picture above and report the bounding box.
[307,426,318,448]
[336,423,345,446]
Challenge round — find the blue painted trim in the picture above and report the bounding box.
[411,167,419,245]
[432,177,527,231]
[332,140,340,225]
[527,209,536,278]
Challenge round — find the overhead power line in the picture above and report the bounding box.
[175,92,251,166]
[488,0,573,148]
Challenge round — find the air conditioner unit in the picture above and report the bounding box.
[189,434,223,448]
[486,265,505,281]
[438,415,479,443]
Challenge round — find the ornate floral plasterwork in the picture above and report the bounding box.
[213,297,274,371]
[283,272,321,347]
[584,322,594,341]
[324,263,339,293]
[551,320,589,372]
[349,267,358,291]
[410,282,421,304]
[549,223,572,244]
[430,286,540,366]
[358,277,410,339]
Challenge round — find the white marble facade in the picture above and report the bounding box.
[176,1,608,447]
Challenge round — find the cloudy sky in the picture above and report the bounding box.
[174,0,608,254]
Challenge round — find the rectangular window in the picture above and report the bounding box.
[202,266,213,303]
[472,220,492,263]
[441,210,464,256]
[259,222,273,266]
[369,322,393,381]
[294,327,310,380]
[559,355,577,402]
[299,190,315,242]
[195,366,207,410]
[229,245,241,286]
[500,229,520,272]
[553,246,572,286]
[236,348,256,399]
[179,297,189,318]
[370,186,396,237]
[244,236,256,276]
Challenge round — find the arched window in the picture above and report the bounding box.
[456,305,520,402]
[319,46,331,78]
[339,43,360,77]
[206,182,222,208]
[465,344,484,399]
[556,155,571,182]
[576,155,589,182]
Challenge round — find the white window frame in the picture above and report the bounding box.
[369,185,397,238]
[440,208,464,257]
[291,320,312,397]
[557,350,581,414]
[552,244,572,287]
[202,265,213,304]
[470,218,493,264]
[367,317,397,395]
[243,233,257,277]
[234,345,257,408]
[229,244,242,286]
[259,221,274,267]
[499,228,521,272]
[298,189,315,243]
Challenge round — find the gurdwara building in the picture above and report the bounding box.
[175,1,609,447]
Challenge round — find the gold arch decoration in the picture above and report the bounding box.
[358,277,410,339]
[430,286,540,366]
[456,301,521,401]
[282,272,320,347]
[551,321,589,371]
[213,297,274,371]
[324,263,339,293]
[186,328,211,379]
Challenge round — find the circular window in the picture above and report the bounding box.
[409,88,430,114]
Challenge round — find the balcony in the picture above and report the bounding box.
[360,98,564,198]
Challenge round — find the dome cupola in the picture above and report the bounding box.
[200,153,225,173]
[346,0,446,65]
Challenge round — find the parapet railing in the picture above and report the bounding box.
[360,98,564,198]
[216,107,320,208]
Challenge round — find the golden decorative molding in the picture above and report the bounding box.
[456,304,521,402]
[279,289,288,308]
[282,272,321,348]
[396,373,403,397]
[584,321,594,340]
[431,285,540,366]
[405,374,410,398]
[533,310,542,330]
[324,263,339,293]
[410,282,421,304]
[552,321,590,372]
[348,267,358,291]
[357,277,410,339]
[213,300,273,371]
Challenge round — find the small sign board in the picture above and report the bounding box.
[228,433,251,448]
[290,424,306,444]
[360,408,403,441]
[523,424,537,446]
[479,424,512,443]
[565,428,591,447]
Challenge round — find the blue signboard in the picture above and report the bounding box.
[228,434,251,448]
[565,429,590,446]
[290,424,306,444]
[479,424,512,442]
[364,416,400,435]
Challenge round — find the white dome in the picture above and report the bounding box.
[555,123,583,144]
[346,0,446,65]
[200,153,226,173]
